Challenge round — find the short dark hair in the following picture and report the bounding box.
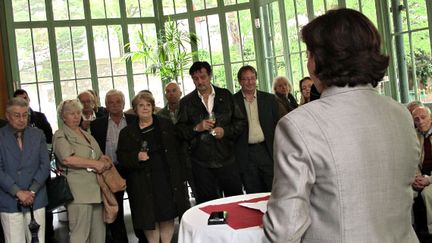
[301,8,389,88]
[13,89,28,97]
[237,65,257,81]
[189,61,212,76]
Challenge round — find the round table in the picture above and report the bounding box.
[178,193,269,243]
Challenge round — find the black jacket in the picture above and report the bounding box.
[233,90,279,172]
[90,113,136,154]
[29,109,53,144]
[176,86,246,168]
[117,116,189,229]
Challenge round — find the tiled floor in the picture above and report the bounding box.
[52,197,181,243]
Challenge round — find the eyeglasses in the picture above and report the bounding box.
[9,112,28,120]
[240,77,257,81]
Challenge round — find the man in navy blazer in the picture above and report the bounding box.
[0,97,50,243]
[234,65,280,193]
[90,89,136,243]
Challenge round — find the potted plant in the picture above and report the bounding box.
[124,17,198,85]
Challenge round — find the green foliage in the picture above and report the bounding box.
[124,17,198,84]
[408,49,432,87]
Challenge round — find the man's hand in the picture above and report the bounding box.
[212,127,225,139]
[138,151,150,162]
[81,120,91,130]
[413,175,430,190]
[194,119,215,132]
[16,190,34,206]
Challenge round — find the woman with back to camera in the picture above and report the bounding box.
[53,99,112,243]
[264,8,419,242]
[117,92,189,243]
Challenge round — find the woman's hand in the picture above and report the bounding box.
[94,158,112,173]
[138,151,150,162]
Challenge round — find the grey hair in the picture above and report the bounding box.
[105,89,125,105]
[272,76,292,94]
[77,91,95,101]
[6,97,29,113]
[57,99,82,119]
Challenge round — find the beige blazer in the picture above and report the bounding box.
[53,125,103,204]
[263,85,420,243]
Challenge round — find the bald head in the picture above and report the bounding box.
[412,106,432,133]
[164,82,182,105]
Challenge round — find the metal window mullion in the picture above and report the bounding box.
[403,0,418,101]
[323,0,328,12]
[173,0,177,15]
[375,0,398,100]
[205,15,214,64]
[294,0,305,78]
[278,0,292,85]
[218,0,234,91]
[235,10,245,64]
[268,4,277,78]
[426,0,432,56]
[45,0,63,108]
[118,0,135,100]
[358,0,363,13]
[65,0,80,87]
[104,25,115,87]
[83,0,100,95]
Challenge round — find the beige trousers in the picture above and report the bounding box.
[0,207,45,243]
[67,203,105,243]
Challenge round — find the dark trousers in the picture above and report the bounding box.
[242,142,274,193]
[192,161,243,204]
[106,190,129,243]
[45,176,57,243]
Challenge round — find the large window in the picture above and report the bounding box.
[2,0,432,129]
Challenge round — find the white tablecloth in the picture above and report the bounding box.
[178,193,270,243]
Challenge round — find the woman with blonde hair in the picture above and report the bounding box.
[272,76,298,116]
[53,99,112,243]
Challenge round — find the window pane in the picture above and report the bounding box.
[127,24,157,74]
[148,76,164,107]
[126,0,155,17]
[91,0,106,18]
[195,15,222,64]
[212,65,226,88]
[162,0,175,15]
[192,0,205,11]
[226,12,242,63]
[52,0,69,20]
[13,0,30,22]
[205,0,217,9]
[174,0,187,14]
[239,10,255,61]
[77,79,93,94]
[72,27,91,78]
[133,74,149,95]
[61,80,78,100]
[38,82,57,131]
[113,76,131,108]
[94,26,113,76]
[56,27,75,80]
[30,0,46,21]
[33,28,52,81]
[406,0,429,30]
[108,26,126,75]
[106,0,121,18]
[69,0,85,19]
[15,29,35,83]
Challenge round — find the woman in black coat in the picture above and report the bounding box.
[117,92,189,243]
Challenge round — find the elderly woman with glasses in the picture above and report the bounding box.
[53,99,112,243]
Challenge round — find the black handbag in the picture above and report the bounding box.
[46,151,74,212]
